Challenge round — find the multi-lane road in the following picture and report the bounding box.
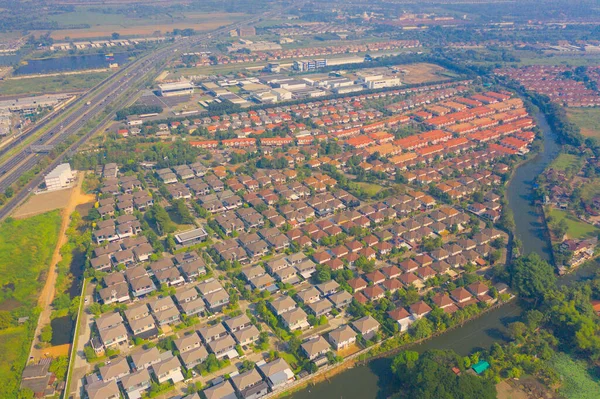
[0,8,287,220]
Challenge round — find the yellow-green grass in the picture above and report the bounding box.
[547,208,600,240]
[566,108,600,139]
[0,211,62,398]
[354,182,383,197]
[550,153,583,172]
[0,326,31,398]
[0,72,110,96]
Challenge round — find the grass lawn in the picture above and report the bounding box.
[567,108,600,139]
[0,326,31,398]
[552,352,600,399]
[547,208,600,240]
[0,72,110,96]
[550,153,582,172]
[355,182,383,197]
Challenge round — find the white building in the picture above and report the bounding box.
[158,82,194,97]
[45,163,74,191]
[357,73,401,89]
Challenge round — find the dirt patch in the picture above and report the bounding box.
[498,378,561,399]
[496,380,529,399]
[12,189,72,219]
[0,298,22,312]
[400,63,451,85]
[12,175,95,219]
[40,343,70,359]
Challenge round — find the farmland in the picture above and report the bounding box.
[41,10,248,40]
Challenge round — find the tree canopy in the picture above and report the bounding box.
[391,350,497,399]
[507,253,556,300]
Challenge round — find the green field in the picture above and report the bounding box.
[355,182,383,197]
[552,352,600,399]
[547,208,600,240]
[550,153,583,172]
[0,72,110,96]
[0,211,61,398]
[567,108,600,139]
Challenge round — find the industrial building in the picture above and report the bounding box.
[357,73,402,89]
[45,163,75,191]
[158,82,195,97]
[293,56,364,72]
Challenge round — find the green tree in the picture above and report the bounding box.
[507,253,556,300]
[40,325,52,343]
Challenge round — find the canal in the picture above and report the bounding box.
[289,111,584,399]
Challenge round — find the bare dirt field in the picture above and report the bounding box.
[13,189,73,219]
[496,381,529,399]
[400,63,453,84]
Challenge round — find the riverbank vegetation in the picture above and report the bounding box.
[0,211,62,398]
[390,349,497,399]
[485,256,600,397]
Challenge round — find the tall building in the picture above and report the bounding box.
[45,163,74,191]
[237,27,256,37]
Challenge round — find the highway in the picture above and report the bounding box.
[0,7,290,220]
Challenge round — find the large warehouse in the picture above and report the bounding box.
[45,163,75,191]
[158,82,195,97]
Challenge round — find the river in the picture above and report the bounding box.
[289,111,590,399]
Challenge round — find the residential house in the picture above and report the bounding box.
[202,381,237,399]
[151,356,184,384]
[120,369,152,399]
[328,325,357,350]
[231,369,269,399]
[130,347,161,371]
[258,358,294,391]
[99,357,130,382]
[207,335,238,359]
[280,307,309,331]
[301,336,330,360]
[352,315,380,340]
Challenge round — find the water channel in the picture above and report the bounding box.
[290,111,595,399]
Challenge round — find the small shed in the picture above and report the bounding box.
[472,360,490,375]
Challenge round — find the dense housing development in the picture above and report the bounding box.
[74,75,532,399]
[4,2,600,399]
